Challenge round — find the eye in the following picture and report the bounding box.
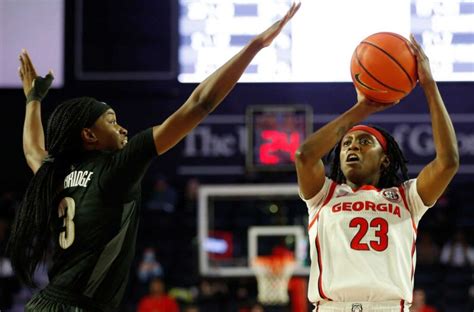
[109,119,117,125]
[342,140,351,147]
[360,138,372,145]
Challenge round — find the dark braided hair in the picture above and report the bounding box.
[8,97,103,287]
[328,125,409,188]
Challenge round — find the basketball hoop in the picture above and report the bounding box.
[251,255,296,305]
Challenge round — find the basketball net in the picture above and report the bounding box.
[251,255,296,305]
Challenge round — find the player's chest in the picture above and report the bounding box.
[313,188,414,251]
[318,187,411,227]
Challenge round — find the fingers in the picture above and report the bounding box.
[409,34,427,58]
[20,49,38,77]
[19,52,26,75]
[279,2,301,26]
[18,66,24,80]
[285,2,301,22]
[409,34,420,53]
[289,2,301,19]
[18,55,28,84]
[278,7,291,28]
[405,37,416,56]
[384,101,400,110]
[19,54,30,77]
[18,54,25,78]
[409,34,421,48]
[255,2,300,48]
[284,3,296,20]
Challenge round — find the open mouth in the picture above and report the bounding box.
[346,153,360,163]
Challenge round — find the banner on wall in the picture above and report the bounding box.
[178,113,474,177]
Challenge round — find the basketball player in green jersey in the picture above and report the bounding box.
[8,4,301,311]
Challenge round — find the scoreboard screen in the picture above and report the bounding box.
[178,0,474,82]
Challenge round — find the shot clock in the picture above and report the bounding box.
[246,105,313,171]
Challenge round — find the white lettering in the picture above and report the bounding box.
[393,124,474,157]
[184,126,212,156]
[392,124,410,153]
[78,171,86,187]
[84,172,94,186]
[64,170,94,189]
[409,125,434,156]
[458,133,474,155]
[71,171,78,187]
[184,125,243,157]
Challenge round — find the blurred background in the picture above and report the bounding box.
[0,0,473,311]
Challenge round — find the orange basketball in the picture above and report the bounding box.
[350,32,418,104]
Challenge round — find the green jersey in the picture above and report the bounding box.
[46,129,156,311]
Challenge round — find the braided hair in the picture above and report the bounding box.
[328,125,409,188]
[8,97,103,287]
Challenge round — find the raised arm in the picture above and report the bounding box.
[295,91,392,199]
[152,3,301,155]
[19,49,54,173]
[409,34,459,206]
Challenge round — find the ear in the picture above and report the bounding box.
[81,128,98,144]
[381,154,390,170]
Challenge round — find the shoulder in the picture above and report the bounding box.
[300,177,338,208]
[399,178,434,218]
[400,178,416,190]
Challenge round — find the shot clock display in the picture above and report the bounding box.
[246,105,313,171]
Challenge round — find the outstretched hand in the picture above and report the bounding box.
[254,2,301,48]
[408,34,434,87]
[19,49,54,103]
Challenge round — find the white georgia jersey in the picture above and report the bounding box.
[301,178,432,304]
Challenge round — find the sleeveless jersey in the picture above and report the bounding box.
[47,129,156,311]
[301,178,432,304]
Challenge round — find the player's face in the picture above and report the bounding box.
[339,130,388,187]
[90,109,128,151]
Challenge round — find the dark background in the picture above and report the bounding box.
[1,0,473,190]
[0,1,473,311]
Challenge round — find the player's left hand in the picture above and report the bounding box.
[19,49,54,104]
[253,2,301,48]
[409,34,434,87]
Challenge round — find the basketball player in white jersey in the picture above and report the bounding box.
[295,35,459,311]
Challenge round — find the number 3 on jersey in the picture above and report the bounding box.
[58,197,76,249]
[349,217,388,251]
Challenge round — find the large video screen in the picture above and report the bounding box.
[179,0,474,82]
[0,0,64,88]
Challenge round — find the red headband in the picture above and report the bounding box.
[347,125,387,152]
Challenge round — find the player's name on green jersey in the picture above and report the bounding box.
[64,170,94,188]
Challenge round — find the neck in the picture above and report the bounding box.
[345,176,380,189]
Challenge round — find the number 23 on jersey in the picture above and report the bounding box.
[349,217,389,252]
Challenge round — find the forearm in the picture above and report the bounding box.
[297,104,372,162]
[23,101,47,172]
[18,50,53,172]
[423,81,459,167]
[189,39,263,114]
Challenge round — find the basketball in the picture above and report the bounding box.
[350,32,418,104]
